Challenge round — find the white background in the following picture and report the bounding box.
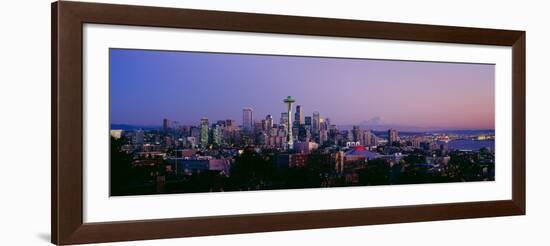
[84,23,512,223]
[0,0,547,245]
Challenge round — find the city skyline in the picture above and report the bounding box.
[110,48,495,130]
[109,49,496,196]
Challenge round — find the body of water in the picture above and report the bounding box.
[442,139,495,151]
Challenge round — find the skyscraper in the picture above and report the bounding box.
[283,96,295,150]
[280,112,288,127]
[324,118,331,129]
[265,114,273,129]
[242,107,253,132]
[216,120,226,128]
[362,130,372,147]
[294,105,303,127]
[211,124,221,145]
[352,126,362,142]
[261,119,267,131]
[319,129,328,146]
[312,111,320,133]
[135,129,144,144]
[319,118,327,131]
[162,118,170,131]
[388,128,398,145]
[305,116,312,127]
[225,119,236,130]
[200,118,209,147]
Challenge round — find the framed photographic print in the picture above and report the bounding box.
[52,1,525,245]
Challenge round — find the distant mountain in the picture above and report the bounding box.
[341,116,436,132]
[356,124,435,132]
[339,116,494,133]
[361,116,384,126]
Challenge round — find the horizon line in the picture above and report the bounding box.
[110,123,495,132]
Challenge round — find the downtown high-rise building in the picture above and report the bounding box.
[319,129,328,146]
[324,118,331,130]
[211,124,221,145]
[200,117,209,147]
[305,116,312,127]
[280,112,288,127]
[294,105,303,127]
[162,118,170,131]
[312,111,320,133]
[134,129,144,144]
[388,128,399,145]
[362,130,372,147]
[216,120,226,128]
[351,126,361,142]
[265,114,274,130]
[242,107,253,132]
[225,119,236,130]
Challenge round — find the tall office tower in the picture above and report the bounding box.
[216,120,226,128]
[283,96,296,150]
[265,114,274,129]
[242,107,253,132]
[280,112,289,127]
[190,126,200,138]
[362,130,372,147]
[312,111,320,133]
[352,125,361,142]
[254,121,263,133]
[319,129,328,145]
[135,129,144,145]
[261,119,267,131]
[162,118,170,131]
[346,130,353,142]
[388,128,399,145]
[319,118,327,131]
[305,116,312,127]
[225,119,236,130]
[200,118,209,127]
[298,127,311,142]
[211,124,221,145]
[294,105,303,127]
[200,117,209,147]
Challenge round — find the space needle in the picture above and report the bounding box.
[283,96,295,150]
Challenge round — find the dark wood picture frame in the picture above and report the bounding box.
[52,1,525,245]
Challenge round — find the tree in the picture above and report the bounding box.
[110,136,133,195]
[404,154,426,165]
[229,149,275,190]
[358,159,391,185]
[448,151,483,181]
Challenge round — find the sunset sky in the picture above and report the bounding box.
[110,48,495,130]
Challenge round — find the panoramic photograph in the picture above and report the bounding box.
[109,48,495,196]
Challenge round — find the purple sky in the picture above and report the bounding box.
[110,48,495,130]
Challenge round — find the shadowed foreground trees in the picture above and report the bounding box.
[111,135,494,195]
[110,136,133,195]
[228,149,276,191]
[173,149,338,193]
[358,159,391,185]
[283,151,332,189]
